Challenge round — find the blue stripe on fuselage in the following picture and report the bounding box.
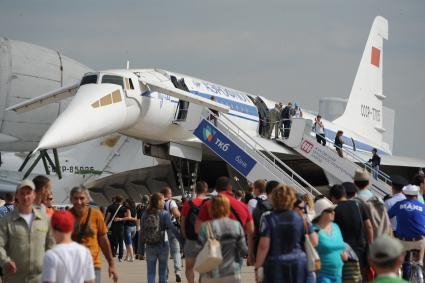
[190,90,259,117]
[324,128,387,155]
[142,89,384,155]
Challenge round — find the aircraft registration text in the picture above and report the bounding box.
[360,104,380,121]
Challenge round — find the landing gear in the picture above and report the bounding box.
[19,148,62,179]
[171,157,199,197]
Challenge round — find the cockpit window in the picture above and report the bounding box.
[80,74,98,86]
[101,75,124,89]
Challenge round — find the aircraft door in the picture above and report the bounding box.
[253,96,270,137]
[171,76,190,122]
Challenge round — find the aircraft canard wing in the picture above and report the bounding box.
[141,79,230,113]
[6,83,79,113]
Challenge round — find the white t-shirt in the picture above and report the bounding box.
[384,192,406,231]
[165,199,178,223]
[247,194,268,214]
[42,242,95,283]
[19,213,34,228]
[313,121,325,134]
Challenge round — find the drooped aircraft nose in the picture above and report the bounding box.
[38,84,139,149]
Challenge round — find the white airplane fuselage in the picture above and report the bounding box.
[36,68,390,158]
[17,16,423,174]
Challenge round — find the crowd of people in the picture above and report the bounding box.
[0,169,424,282]
[258,101,303,139]
[131,170,425,283]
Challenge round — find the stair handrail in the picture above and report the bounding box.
[205,110,321,196]
[320,134,392,187]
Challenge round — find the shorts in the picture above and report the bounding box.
[124,225,137,245]
[184,239,199,258]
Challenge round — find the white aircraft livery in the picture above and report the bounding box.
[8,16,425,192]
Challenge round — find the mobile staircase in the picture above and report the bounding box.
[278,118,392,198]
[188,109,322,197]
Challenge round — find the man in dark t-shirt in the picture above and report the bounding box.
[105,195,127,261]
[329,185,373,281]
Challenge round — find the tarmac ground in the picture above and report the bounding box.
[100,257,255,283]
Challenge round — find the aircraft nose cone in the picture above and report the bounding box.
[38,84,138,149]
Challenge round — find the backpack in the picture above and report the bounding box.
[253,198,272,230]
[143,212,164,245]
[252,199,273,256]
[355,196,392,238]
[243,193,254,204]
[185,199,208,240]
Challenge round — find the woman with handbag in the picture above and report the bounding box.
[254,184,308,283]
[196,194,247,283]
[313,198,347,283]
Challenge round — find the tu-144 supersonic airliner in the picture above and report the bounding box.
[8,16,425,184]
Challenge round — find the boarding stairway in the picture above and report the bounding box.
[278,118,392,198]
[187,109,322,197]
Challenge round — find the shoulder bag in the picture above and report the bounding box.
[194,221,223,273]
[107,205,122,231]
[304,219,321,272]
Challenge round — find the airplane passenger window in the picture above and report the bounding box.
[80,74,98,86]
[101,75,124,89]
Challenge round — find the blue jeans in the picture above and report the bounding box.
[124,225,136,245]
[146,242,170,283]
[317,272,342,283]
[94,268,101,283]
[372,165,379,180]
[168,230,182,276]
[306,271,316,283]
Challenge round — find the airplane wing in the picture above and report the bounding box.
[379,154,425,168]
[6,83,79,113]
[142,80,230,113]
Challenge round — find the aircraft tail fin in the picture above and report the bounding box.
[333,16,389,150]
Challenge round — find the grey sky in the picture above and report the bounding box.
[1,0,424,159]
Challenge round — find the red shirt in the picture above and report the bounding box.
[198,191,252,227]
[181,197,207,217]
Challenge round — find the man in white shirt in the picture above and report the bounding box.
[42,210,95,283]
[247,179,267,214]
[313,115,326,146]
[354,169,374,201]
[0,179,54,283]
[384,175,408,234]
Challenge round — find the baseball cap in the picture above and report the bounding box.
[391,175,408,187]
[51,210,75,233]
[313,198,336,221]
[402,184,420,196]
[353,169,370,182]
[369,236,403,263]
[17,179,35,191]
